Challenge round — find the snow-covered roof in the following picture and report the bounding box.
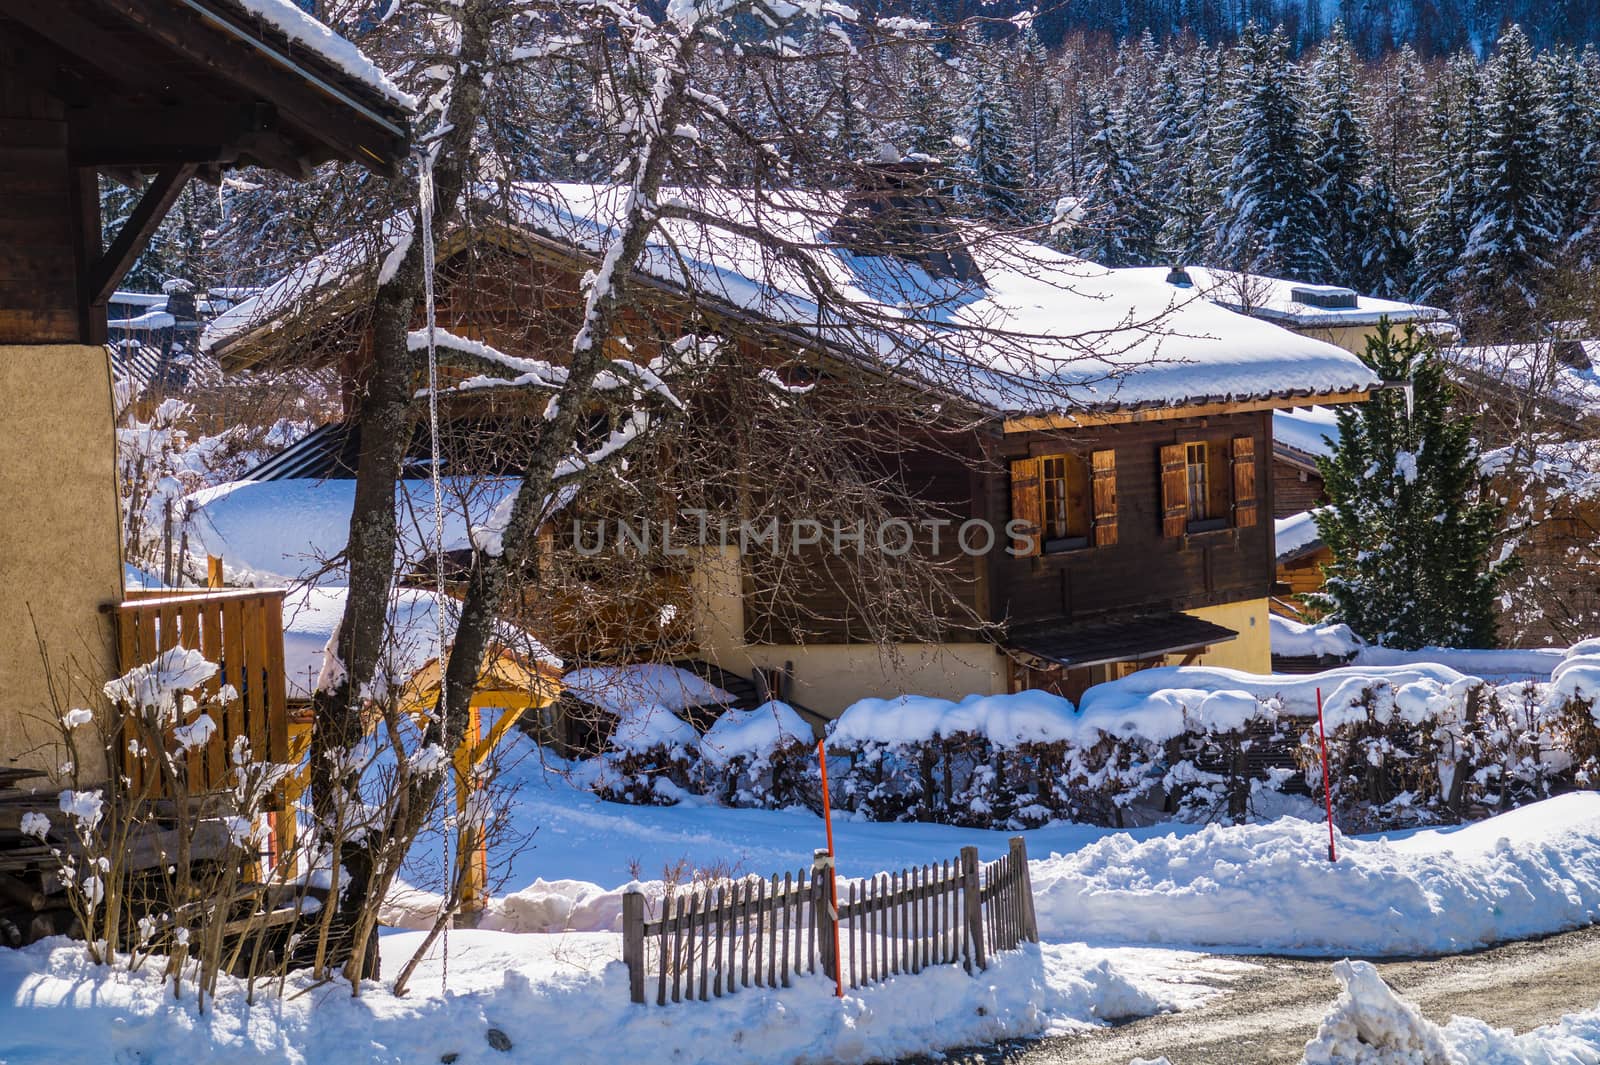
[1274,508,1326,563]
[561,664,735,715]
[1274,405,1342,463]
[281,584,559,700]
[1269,615,1359,659]
[184,476,522,585]
[222,0,416,110]
[206,184,1379,418]
[1442,340,1600,420]
[1185,268,1451,330]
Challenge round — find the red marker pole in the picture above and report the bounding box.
[1316,686,1337,863]
[817,739,844,997]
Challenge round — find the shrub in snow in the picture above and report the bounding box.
[589,703,700,806]
[696,701,816,809]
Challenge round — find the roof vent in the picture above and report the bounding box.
[1165,264,1193,288]
[1289,284,1360,310]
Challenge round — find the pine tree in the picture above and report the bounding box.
[955,35,1027,223]
[1313,322,1512,649]
[1154,45,1224,266]
[1460,25,1559,337]
[1307,25,1369,286]
[1414,52,1483,306]
[897,43,959,163]
[1210,27,1329,280]
[1539,45,1600,251]
[1352,172,1417,299]
[1070,86,1158,264]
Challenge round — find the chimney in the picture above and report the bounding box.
[1165,264,1193,288]
[832,152,985,285]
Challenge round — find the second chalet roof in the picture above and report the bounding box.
[204,183,1381,417]
[1005,613,1239,670]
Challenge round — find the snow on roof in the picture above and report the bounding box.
[1186,267,1451,330]
[561,664,734,715]
[281,584,559,700]
[1274,405,1342,461]
[1352,644,1565,684]
[224,0,416,110]
[206,184,1379,416]
[1274,508,1326,562]
[1442,340,1600,418]
[184,476,521,584]
[109,310,177,331]
[1269,615,1359,659]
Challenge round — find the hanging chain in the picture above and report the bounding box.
[418,152,451,994]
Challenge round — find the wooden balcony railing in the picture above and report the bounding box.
[115,588,289,800]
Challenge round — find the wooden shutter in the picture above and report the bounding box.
[1160,443,1188,538]
[1009,457,1042,556]
[1090,449,1118,546]
[1231,435,1258,528]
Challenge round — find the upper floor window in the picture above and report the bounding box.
[1009,449,1118,557]
[1161,436,1259,537]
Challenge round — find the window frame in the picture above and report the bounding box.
[1039,452,1092,552]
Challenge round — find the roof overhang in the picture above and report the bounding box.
[1001,390,1374,433]
[1003,612,1238,671]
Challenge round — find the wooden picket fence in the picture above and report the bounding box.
[621,837,1038,1005]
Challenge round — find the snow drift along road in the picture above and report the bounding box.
[1031,793,1600,956]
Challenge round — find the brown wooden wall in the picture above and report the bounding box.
[0,64,84,344]
[985,411,1276,629]
[1272,455,1326,519]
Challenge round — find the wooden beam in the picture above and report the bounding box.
[1000,391,1374,433]
[85,162,195,307]
[0,1,172,93]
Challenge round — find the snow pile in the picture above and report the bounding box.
[1270,615,1360,659]
[1300,959,1455,1064]
[700,701,813,765]
[0,931,1175,1065]
[1550,646,1600,720]
[1355,644,1567,683]
[1302,959,1600,1064]
[830,690,1081,748]
[1031,793,1600,955]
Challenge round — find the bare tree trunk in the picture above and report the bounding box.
[309,2,494,824]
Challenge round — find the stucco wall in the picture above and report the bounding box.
[688,546,1007,716]
[1184,597,1272,673]
[0,345,122,778]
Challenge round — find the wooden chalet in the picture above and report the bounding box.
[204,181,1383,715]
[0,0,408,942]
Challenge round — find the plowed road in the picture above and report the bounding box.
[920,923,1600,1064]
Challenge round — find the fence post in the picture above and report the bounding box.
[1008,836,1039,944]
[960,845,986,972]
[623,889,646,1005]
[812,849,838,983]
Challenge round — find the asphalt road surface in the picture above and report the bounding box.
[917,923,1600,1065]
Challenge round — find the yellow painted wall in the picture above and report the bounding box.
[0,345,122,779]
[1183,598,1272,674]
[688,546,1006,716]
[1291,323,1383,355]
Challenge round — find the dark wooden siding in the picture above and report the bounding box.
[1272,454,1326,518]
[985,411,1276,629]
[0,64,80,344]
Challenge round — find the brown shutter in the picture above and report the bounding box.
[1009,457,1042,556]
[1160,443,1188,538]
[1091,448,1118,546]
[1231,435,1258,528]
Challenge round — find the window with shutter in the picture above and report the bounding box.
[1009,456,1042,556]
[1090,448,1118,546]
[1231,435,1258,527]
[1160,443,1188,538]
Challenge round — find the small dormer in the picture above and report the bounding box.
[1289,284,1360,310]
[832,153,985,285]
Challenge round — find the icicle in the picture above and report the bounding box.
[418,149,452,995]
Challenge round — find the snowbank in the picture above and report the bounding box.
[700,701,813,764]
[1354,644,1566,683]
[1031,793,1600,955]
[0,931,1177,1065]
[1270,615,1359,659]
[1302,958,1600,1064]
[830,690,1081,748]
